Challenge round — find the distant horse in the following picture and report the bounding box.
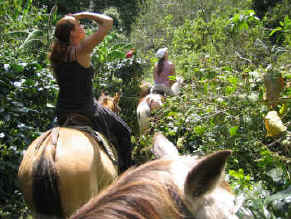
[137,77,184,133]
[70,133,238,219]
[139,81,152,98]
[136,93,163,133]
[151,76,184,96]
[98,91,121,114]
[18,98,121,219]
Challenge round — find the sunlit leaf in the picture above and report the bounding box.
[229,126,239,137]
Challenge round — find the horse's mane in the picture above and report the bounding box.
[71,159,186,219]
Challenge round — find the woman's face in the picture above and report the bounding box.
[63,16,85,44]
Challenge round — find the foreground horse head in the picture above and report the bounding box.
[137,93,163,134]
[71,133,238,219]
[18,126,118,219]
[98,91,121,114]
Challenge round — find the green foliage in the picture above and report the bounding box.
[0,59,56,217]
[132,2,290,217]
[136,70,290,217]
[112,57,145,83]
[91,32,128,74]
[0,2,57,217]
[235,182,291,218]
[270,16,291,46]
[263,0,291,45]
[130,0,252,54]
[1,0,291,218]
[227,9,260,33]
[90,32,147,133]
[35,0,143,34]
[252,0,280,18]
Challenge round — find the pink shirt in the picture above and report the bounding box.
[154,61,174,87]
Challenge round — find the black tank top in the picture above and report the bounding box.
[55,61,95,114]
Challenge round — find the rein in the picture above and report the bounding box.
[167,186,196,219]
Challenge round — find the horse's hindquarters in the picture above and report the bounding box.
[18,127,117,218]
[56,128,99,216]
[56,128,117,216]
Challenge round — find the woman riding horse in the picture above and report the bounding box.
[49,12,133,172]
[18,12,133,219]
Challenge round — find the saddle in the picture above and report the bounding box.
[150,84,173,96]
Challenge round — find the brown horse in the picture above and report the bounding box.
[18,97,121,219]
[70,133,238,219]
[98,92,121,114]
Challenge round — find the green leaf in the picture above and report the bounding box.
[10,63,24,73]
[109,50,125,59]
[270,27,282,36]
[193,125,206,136]
[229,126,238,137]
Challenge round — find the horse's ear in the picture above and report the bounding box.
[151,132,179,159]
[184,150,231,198]
[114,92,120,103]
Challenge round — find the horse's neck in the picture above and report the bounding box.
[138,99,151,115]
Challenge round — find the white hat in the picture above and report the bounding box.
[156,47,168,58]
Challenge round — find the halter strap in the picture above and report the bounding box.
[167,185,196,219]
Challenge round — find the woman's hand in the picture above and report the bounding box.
[74,12,113,54]
[72,12,112,25]
[72,12,88,20]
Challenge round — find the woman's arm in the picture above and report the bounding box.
[153,64,158,82]
[169,63,176,86]
[73,12,113,54]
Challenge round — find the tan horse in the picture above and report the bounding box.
[98,92,121,114]
[70,133,238,219]
[18,97,121,219]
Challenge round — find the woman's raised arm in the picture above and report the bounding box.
[73,12,113,54]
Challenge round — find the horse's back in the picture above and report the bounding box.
[18,127,117,218]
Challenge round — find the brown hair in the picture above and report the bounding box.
[48,18,75,70]
[157,57,165,76]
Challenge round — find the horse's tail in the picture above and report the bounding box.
[32,128,63,219]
